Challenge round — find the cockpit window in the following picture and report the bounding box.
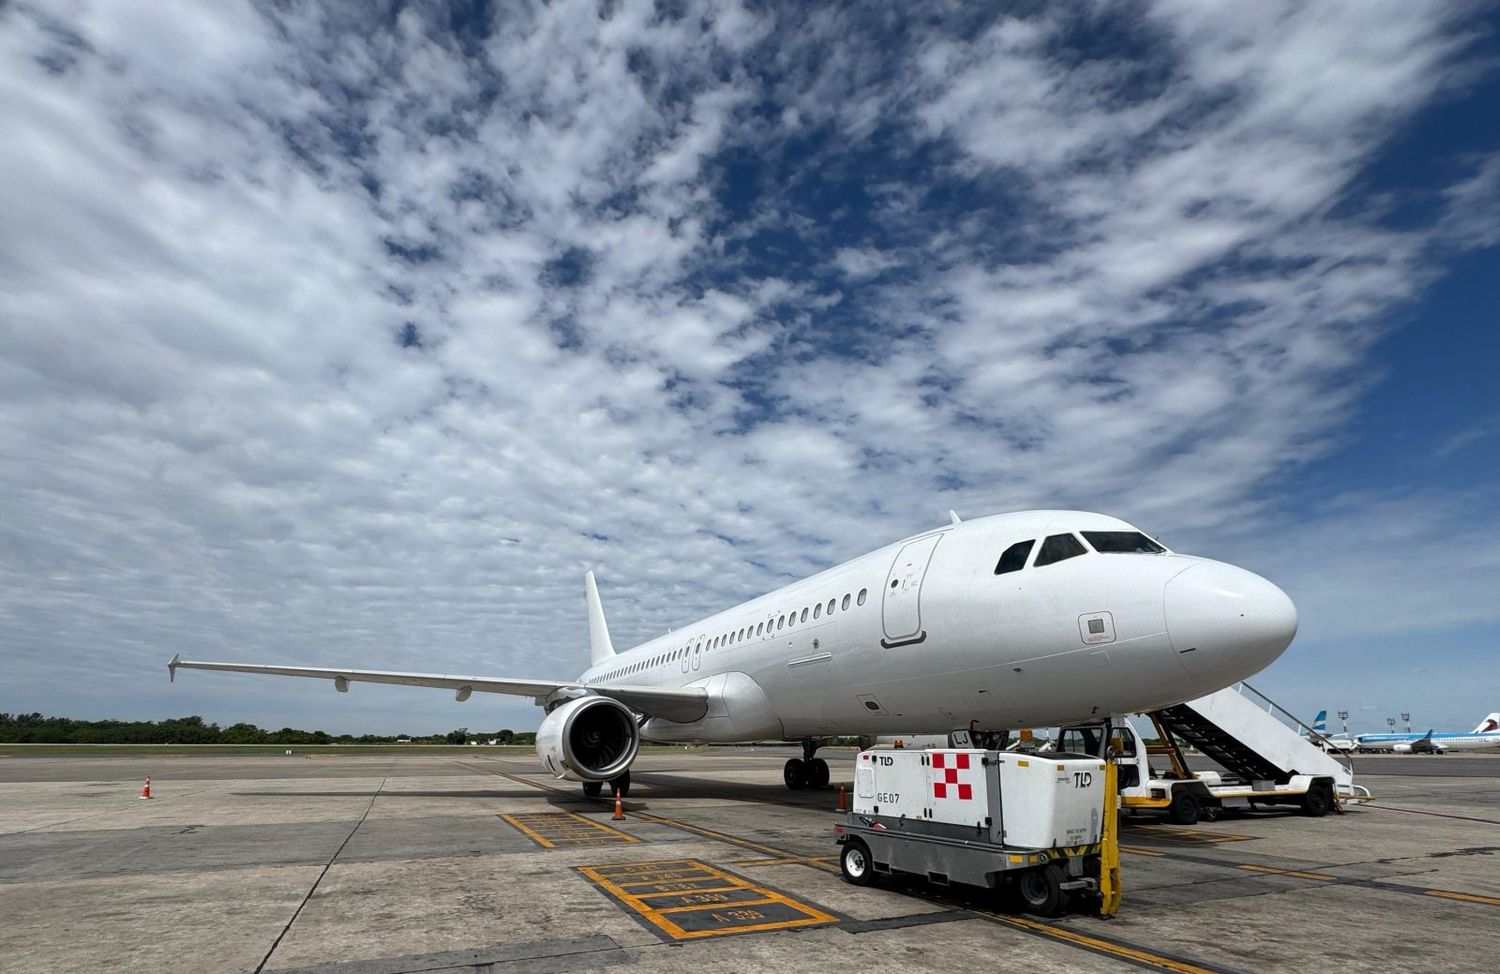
[994,539,1035,575]
[1082,531,1166,554]
[1035,533,1087,567]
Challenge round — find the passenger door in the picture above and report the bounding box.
[881,534,943,647]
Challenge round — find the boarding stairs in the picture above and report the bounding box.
[1149,683,1370,802]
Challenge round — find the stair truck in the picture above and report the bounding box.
[835,742,1121,917]
[1059,683,1371,825]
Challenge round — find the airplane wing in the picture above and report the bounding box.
[167,655,709,723]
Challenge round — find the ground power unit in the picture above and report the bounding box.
[835,748,1117,916]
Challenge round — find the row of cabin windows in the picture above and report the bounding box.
[596,587,871,683]
[994,530,1165,576]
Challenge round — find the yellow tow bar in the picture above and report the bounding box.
[1099,759,1122,917]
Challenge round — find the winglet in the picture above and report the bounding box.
[585,571,616,666]
[949,510,962,525]
[168,654,180,683]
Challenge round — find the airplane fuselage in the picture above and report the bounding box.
[1355,732,1500,753]
[577,511,1298,742]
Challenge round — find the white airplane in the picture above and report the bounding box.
[169,510,1298,794]
[1354,714,1500,753]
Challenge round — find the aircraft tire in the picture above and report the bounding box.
[784,758,807,790]
[610,771,630,798]
[582,781,603,798]
[810,758,830,789]
[1167,790,1201,825]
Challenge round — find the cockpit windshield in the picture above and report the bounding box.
[1082,531,1166,554]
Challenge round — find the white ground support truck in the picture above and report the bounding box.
[1060,684,1371,825]
[834,746,1120,917]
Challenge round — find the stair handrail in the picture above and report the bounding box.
[1235,681,1357,783]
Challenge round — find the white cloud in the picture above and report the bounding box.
[1,1,1497,733]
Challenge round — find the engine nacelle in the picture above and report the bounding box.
[535,695,639,781]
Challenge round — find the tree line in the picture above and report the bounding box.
[0,713,535,746]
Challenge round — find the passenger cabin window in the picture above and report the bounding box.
[1035,533,1087,567]
[800,608,808,623]
[827,598,836,614]
[841,594,851,611]
[1082,531,1166,554]
[857,588,868,606]
[994,539,1035,575]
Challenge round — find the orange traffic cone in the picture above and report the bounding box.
[611,795,625,821]
[836,784,847,813]
[139,777,152,800]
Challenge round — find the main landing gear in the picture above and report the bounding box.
[784,740,830,790]
[580,770,630,799]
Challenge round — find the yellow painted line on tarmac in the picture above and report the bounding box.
[577,858,838,941]
[1120,846,1168,857]
[1237,864,1336,881]
[1423,889,1500,907]
[990,914,1236,974]
[734,854,839,867]
[501,811,640,848]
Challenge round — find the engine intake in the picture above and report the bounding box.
[535,695,639,781]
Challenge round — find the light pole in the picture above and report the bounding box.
[1387,717,1397,731]
[1338,710,1349,737]
[1401,712,1411,733]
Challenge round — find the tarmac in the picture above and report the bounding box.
[2,747,1496,974]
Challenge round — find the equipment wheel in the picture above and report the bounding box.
[609,771,630,798]
[809,758,830,789]
[1167,790,1201,825]
[582,781,603,798]
[1300,782,1331,818]
[1015,863,1066,917]
[784,758,807,790]
[840,839,875,886]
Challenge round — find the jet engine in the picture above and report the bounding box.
[535,695,639,781]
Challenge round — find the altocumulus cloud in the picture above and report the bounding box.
[1,1,1496,733]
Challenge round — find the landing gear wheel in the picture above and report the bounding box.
[809,758,830,789]
[1167,791,1201,825]
[784,758,807,790]
[840,839,875,886]
[1015,863,1066,917]
[1300,782,1331,818]
[582,781,603,798]
[609,771,630,798]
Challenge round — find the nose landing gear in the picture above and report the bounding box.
[784,740,831,790]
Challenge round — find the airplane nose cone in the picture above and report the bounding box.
[1165,562,1298,688]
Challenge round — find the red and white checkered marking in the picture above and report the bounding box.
[931,751,974,800]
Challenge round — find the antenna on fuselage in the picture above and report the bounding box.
[949,510,962,525]
[585,571,616,666]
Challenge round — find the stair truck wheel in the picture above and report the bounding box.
[1168,789,1201,825]
[1300,781,1332,818]
[840,839,875,886]
[784,758,807,790]
[1015,862,1066,917]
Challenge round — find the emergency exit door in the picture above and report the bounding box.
[882,533,943,647]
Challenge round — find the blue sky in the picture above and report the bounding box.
[1,1,1497,737]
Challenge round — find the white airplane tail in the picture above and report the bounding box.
[585,571,616,666]
[1474,713,1500,734]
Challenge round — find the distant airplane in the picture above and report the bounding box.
[169,511,1298,794]
[1354,713,1500,753]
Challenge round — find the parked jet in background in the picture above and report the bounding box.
[1355,714,1500,753]
[169,510,1299,793]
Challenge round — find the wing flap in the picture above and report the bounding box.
[167,656,708,722]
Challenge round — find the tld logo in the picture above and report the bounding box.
[1072,771,1093,788]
